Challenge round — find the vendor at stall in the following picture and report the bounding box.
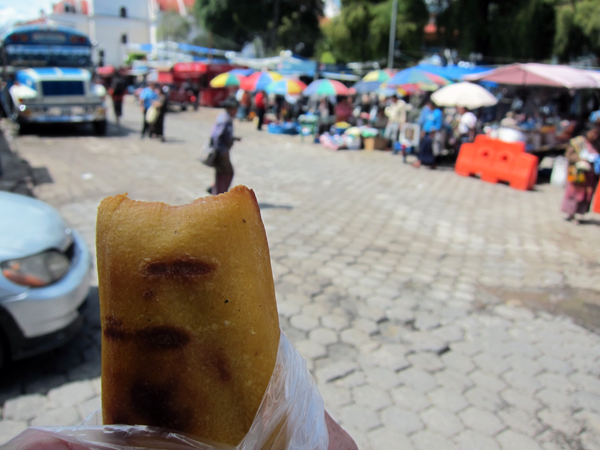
[561,129,599,222]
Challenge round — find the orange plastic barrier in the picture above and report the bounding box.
[593,179,600,214]
[455,136,538,191]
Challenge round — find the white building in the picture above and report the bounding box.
[44,0,159,67]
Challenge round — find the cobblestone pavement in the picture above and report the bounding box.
[1,99,600,449]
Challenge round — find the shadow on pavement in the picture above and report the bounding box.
[0,287,101,404]
[578,218,600,226]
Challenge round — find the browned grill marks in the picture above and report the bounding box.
[135,326,191,350]
[142,257,217,279]
[103,316,127,340]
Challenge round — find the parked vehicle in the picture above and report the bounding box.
[1,25,107,135]
[0,192,92,369]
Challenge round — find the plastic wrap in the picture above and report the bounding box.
[1,332,328,450]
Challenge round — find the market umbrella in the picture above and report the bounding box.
[240,71,283,91]
[303,79,350,96]
[265,78,307,95]
[209,72,243,88]
[431,82,498,109]
[387,67,450,88]
[464,63,600,89]
[362,69,396,82]
[352,69,397,93]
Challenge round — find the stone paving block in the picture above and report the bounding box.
[469,370,507,393]
[320,383,352,409]
[342,427,370,450]
[464,387,503,412]
[30,406,80,426]
[3,395,49,422]
[498,406,544,437]
[435,369,474,393]
[77,395,101,421]
[427,387,469,413]
[277,301,301,318]
[536,373,575,394]
[441,351,475,374]
[391,386,430,413]
[340,328,371,348]
[569,373,600,396]
[404,331,448,353]
[368,427,415,450]
[454,430,501,450]
[381,406,424,435]
[494,305,535,321]
[459,406,505,436]
[407,352,445,373]
[398,368,438,393]
[364,367,401,391]
[570,391,600,413]
[295,340,327,360]
[337,403,381,432]
[537,356,573,375]
[502,370,541,396]
[450,341,483,356]
[420,407,464,437]
[500,388,542,414]
[290,314,320,332]
[0,421,26,445]
[411,430,456,450]
[315,361,358,383]
[352,385,392,411]
[496,430,543,450]
[472,353,510,376]
[309,328,339,346]
[321,314,350,331]
[536,388,574,411]
[538,408,582,436]
[432,325,464,343]
[505,355,543,377]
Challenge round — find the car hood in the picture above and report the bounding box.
[0,192,70,261]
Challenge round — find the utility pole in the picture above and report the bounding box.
[387,0,398,69]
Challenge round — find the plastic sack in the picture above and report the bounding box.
[145,106,158,124]
[0,332,328,450]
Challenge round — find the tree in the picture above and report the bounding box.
[157,11,192,42]
[436,0,556,63]
[193,0,322,57]
[552,0,600,61]
[320,0,429,63]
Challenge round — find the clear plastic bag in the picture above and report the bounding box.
[1,332,328,450]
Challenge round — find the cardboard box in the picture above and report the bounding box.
[364,136,388,151]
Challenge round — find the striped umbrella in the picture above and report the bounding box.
[303,79,350,96]
[266,78,307,95]
[209,72,243,88]
[362,69,396,82]
[387,67,450,88]
[240,71,283,91]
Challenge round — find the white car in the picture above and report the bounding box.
[0,192,92,369]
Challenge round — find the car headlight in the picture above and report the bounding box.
[1,250,70,287]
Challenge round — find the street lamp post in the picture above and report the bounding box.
[387,0,398,69]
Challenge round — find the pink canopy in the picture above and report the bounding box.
[464,63,600,89]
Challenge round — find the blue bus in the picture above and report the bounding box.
[1,25,107,134]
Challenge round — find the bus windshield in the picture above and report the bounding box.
[1,26,92,69]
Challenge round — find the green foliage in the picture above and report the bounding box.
[157,11,191,42]
[193,0,323,56]
[552,0,600,61]
[321,0,429,63]
[320,51,337,63]
[437,0,556,62]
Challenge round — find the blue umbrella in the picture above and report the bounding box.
[351,80,384,93]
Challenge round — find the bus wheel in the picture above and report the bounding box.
[93,120,107,135]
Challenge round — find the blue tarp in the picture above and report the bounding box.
[416,63,491,81]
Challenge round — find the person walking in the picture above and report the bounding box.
[384,94,412,149]
[151,85,169,142]
[109,73,126,125]
[561,128,599,221]
[255,90,266,130]
[208,98,241,195]
[139,83,158,138]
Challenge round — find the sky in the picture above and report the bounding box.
[0,1,53,28]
